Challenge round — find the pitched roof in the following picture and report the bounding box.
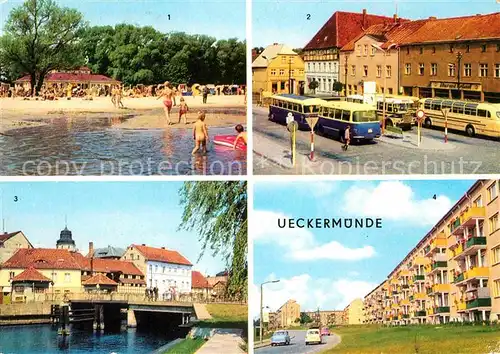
[192,271,212,289]
[12,267,52,283]
[89,246,125,259]
[71,252,143,276]
[397,12,500,45]
[82,273,118,286]
[15,72,119,84]
[133,245,192,266]
[0,231,33,247]
[119,278,146,285]
[2,248,82,270]
[252,44,298,68]
[304,11,398,50]
[341,19,427,51]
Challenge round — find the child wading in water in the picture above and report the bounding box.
[192,111,208,155]
[342,125,351,151]
[178,97,189,124]
[233,124,247,149]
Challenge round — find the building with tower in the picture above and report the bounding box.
[56,226,76,251]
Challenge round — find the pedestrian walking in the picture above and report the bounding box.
[154,287,159,302]
[202,86,208,104]
[342,125,351,151]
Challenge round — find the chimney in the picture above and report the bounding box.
[393,14,397,23]
[428,16,437,20]
[142,243,146,246]
[161,247,165,249]
[89,241,94,257]
[362,9,367,28]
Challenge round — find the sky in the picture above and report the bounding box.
[252,179,476,318]
[0,0,246,40]
[252,0,500,48]
[0,181,226,277]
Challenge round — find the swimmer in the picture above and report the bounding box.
[192,111,208,155]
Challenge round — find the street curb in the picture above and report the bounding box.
[253,149,292,170]
[253,341,271,349]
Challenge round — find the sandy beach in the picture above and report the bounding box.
[0,95,246,133]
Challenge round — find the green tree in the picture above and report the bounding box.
[0,0,86,95]
[300,312,313,324]
[332,80,344,93]
[308,80,319,93]
[178,182,247,300]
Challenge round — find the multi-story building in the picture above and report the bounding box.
[366,179,500,325]
[191,270,212,300]
[0,231,33,265]
[398,13,500,102]
[276,299,301,328]
[340,18,425,96]
[304,310,343,326]
[303,9,396,95]
[342,298,365,324]
[0,248,83,297]
[121,244,192,296]
[252,43,305,95]
[87,242,124,260]
[363,280,387,324]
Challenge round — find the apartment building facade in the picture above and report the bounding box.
[342,298,365,324]
[276,299,300,328]
[302,9,396,95]
[365,179,500,325]
[398,13,500,103]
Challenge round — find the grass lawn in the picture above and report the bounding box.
[163,338,205,354]
[325,324,500,354]
[197,303,248,331]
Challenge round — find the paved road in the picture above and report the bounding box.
[255,330,341,354]
[253,106,499,175]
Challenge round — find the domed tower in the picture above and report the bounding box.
[56,226,76,251]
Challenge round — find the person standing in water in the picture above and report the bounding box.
[192,111,208,155]
[157,81,176,125]
[233,124,247,149]
[178,97,189,124]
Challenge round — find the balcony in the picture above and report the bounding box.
[454,272,465,283]
[451,244,463,258]
[411,257,429,268]
[401,284,410,290]
[400,299,410,306]
[431,261,448,271]
[415,310,426,317]
[453,237,487,259]
[450,218,461,233]
[455,267,490,285]
[414,292,427,300]
[425,236,447,256]
[413,275,425,282]
[457,302,467,311]
[432,283,451,293]
[435,306,450,314]
[466,298,491,309]
[402,314,410,319]
[461,207,486,228]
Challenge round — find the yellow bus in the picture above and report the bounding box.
[419,98,500,138]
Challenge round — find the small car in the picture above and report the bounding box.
[320,327,330,336]
[271,330,291,346]
[305,328,322,345]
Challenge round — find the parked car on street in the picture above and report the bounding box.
[271,330,291,346]
[321,327,331,336]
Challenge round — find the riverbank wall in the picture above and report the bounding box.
[0,301,57,326]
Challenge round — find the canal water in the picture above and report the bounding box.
[0,115,246,176]
[0,324,170,353]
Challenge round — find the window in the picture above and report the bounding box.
[419,63,424,75]
[432,46,436,53]
[419,47,423,54]
[493,246,500,264]
[490,213,499,234]
[497,44,500,52]
[328,63,332,72]
[466,45,470,53]
[270,69,276,76]
[363,44,368,56]
[464,63,472,77]
[448,64,455,77]
[290,70,294,77]
[449,44,454,53]
[371,46,376,55]
[479,64,488,77]
[405,63,411,75]
[155,265,158,272]
[473,196,483,207]
[313,63,316,72]
[279,69,285,76]
[376,65,382,78]
[307,63,311,71]
[356,45,362,56]
[388,88,393,95]
[495,64,500,78]
[9,271,15,279]
[64,273,71,283]
[488,182,498,201]
[494,279,500,298]
[431,63,437,76]
[299,69,304,75]
[323,63,326,72]
[363,65,368,77]
[481,44,487,52]
[51,272,57,280]
[281,56,286,64]
[351,65,356,76]
[162,266,165,273]
[386,65,392,78]
[406,47,410,54]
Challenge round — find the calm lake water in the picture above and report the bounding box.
[0,324,170,354]
[0,115,246,176]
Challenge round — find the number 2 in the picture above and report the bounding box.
[306,14,311,20]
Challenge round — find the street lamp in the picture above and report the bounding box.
[260,280,280,343]
[371,43,397,135]
[456,51,463,98]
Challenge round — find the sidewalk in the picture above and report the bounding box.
[193,303,212,320]
[195,329,245,354]
[253,339,271,349]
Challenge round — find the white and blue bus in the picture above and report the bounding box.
[317,101,381,142]
[268,94,327,130]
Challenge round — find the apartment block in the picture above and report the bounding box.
[276,299,301,328]
[365,180,500,324]
[342,298,365,324]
